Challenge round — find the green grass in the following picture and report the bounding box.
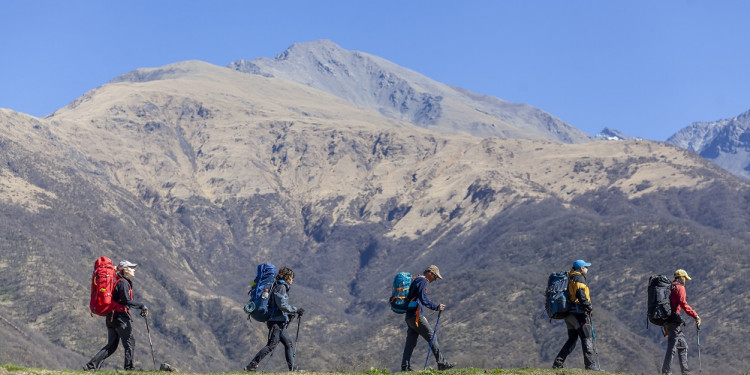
[0,365,628,375]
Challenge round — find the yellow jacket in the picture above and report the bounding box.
[568,270,592,310]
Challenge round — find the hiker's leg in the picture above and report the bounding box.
[278,323,295,370]
[662,323,678,374]
[554,314,580,366]
[578,315,597,370]
[87,323,120,369]
[115,318,135,370]
[401,317,420,370]
[675,329,690,375]
[249,322,282,367]
[414,316,446,366]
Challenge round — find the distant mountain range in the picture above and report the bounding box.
[667,109,750,180]
[0,40,748,374]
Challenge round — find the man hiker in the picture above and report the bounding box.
[245,266,304,372]
[401,265,454,371]
[84,260,149,370]
[662,269,701,375]
[552,259,599,370]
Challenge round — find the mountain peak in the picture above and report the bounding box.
[275,39,345,60]
[228,40,592,143]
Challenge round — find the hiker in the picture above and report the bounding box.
[401,265,454,371]
[84,260,149,370]
[662,269,701,375]
[245,266,304,372]
[552,259,599,370]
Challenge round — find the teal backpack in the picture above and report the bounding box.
[390,272,415,313]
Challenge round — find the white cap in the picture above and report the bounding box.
[117,260,138,270]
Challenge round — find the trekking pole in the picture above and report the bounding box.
[589,313,601,370]
[144,315,157,370]
[292,314,302,371]
[696,323,702,374]
[423,310,442,370]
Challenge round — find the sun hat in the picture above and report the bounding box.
[425,264,443,279]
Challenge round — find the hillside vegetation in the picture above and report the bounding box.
[1,42,748,375]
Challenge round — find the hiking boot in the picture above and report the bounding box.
[438,362,455,371]
[159,363,178,372]
[552,358,565,369]
[244,363,259,372]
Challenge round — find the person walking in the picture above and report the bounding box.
[662,269,701,375]
[552,259,599,370]
[245,266,304,372]
[84,260,149,370]
[401,265,454,371]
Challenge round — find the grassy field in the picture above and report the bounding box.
[0,364,627,375]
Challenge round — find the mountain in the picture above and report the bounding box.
[0,50,749,374]
[228,40,593,144]
[595,127,634,141]
[667,109,750,180]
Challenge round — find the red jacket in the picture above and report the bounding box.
[670,282,698,319]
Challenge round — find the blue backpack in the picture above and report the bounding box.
[390,272,414,313]
[545,272,571,320]
[244,263,277,322]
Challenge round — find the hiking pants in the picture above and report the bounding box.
[662,322,690,375]
[401,314,446,370]
[553,313,597,370]
[85,312,135,370]
[249,320,294,370]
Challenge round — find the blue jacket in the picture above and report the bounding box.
[405,276,439,319]
[269,280,298,322]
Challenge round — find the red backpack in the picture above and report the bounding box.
[89,257,123,316]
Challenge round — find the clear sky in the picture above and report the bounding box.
[2,1,749,141]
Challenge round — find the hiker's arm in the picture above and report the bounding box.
[115,281,145,310]
[273,287,298,314]
[575,288,592,311]
[416,280,439,311]
[570,280,592,311]
[676,287,698,319]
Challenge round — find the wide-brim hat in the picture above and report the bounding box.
[425,264,442,279]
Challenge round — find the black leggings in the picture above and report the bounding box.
[250,320,295,370]
[86,312,135,370]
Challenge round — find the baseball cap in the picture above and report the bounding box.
[425,265,443,279]
[117,260,138,270]
[572,259,592,270]
[674,269,692,280]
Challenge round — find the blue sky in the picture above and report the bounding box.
[2,1,749,141]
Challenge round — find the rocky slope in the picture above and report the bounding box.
[667,109,750,180]
[228,40,592,144]
[0,57,748,374]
